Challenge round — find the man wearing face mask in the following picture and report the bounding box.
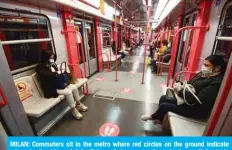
[141,55,225,127]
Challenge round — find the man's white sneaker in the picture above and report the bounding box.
[141,114,152,121]
[72,108,82,120]
[76,103,88,111]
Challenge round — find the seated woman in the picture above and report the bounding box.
[152,40,169,73]
[142,55,225,126]
[36,51,88,120]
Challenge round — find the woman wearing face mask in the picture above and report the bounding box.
[141,55,225,126]
[36,51,88,120]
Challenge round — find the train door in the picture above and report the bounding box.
[175,12,197,74]
[74,19,98,77]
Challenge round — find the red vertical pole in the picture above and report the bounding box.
[141,5,150,84]
[62,11,81,78]
[113,2,118,82]
[120,25,123,49]
[95,18,103,71]
[129,28,131,47]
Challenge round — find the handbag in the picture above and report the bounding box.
[51,62,70,89]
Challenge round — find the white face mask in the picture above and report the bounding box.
[201,65,213,75]
[168,43,171,48]
[49,59,54,63]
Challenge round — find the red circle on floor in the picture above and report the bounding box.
[96,76,103,81]
[121,88,132,93]
[99,123,120,136]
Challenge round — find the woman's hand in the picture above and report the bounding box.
[174,82,183,92]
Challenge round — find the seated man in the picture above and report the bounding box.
[142,55,225,127]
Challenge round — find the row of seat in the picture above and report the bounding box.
[14,73,87,117]
[13,64,88,135]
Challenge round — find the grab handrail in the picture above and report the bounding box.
[100,53,111,72]
[171,71,197,87]
[167,25,209,87]
[68,64,89,95]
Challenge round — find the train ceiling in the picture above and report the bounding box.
[113,0,159,22]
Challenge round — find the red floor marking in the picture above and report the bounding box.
[129,71,136,74]
[99,123,120,136]
[96,76,103,81]
[121,88,132,93]
[159,84,166,87]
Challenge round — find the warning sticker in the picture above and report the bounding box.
[15,80,33,101]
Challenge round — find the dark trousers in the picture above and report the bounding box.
[152,59,157,72]
[119,52,126,59]
[151,95,200,122]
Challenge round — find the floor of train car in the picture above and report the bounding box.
[46,46,170,136]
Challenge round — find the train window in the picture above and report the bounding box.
[101,25,112,47]
[85,22,96,60]
[213,2,232,62]
[0,9,55,72]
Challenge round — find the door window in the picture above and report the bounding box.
[85,22,96,60]
[74,21,86,64]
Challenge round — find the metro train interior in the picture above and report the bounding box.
[0,0,232,142]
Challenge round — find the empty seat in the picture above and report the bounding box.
[14,75,64,117]
[102,47,121,62]
[168,112,207,136]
